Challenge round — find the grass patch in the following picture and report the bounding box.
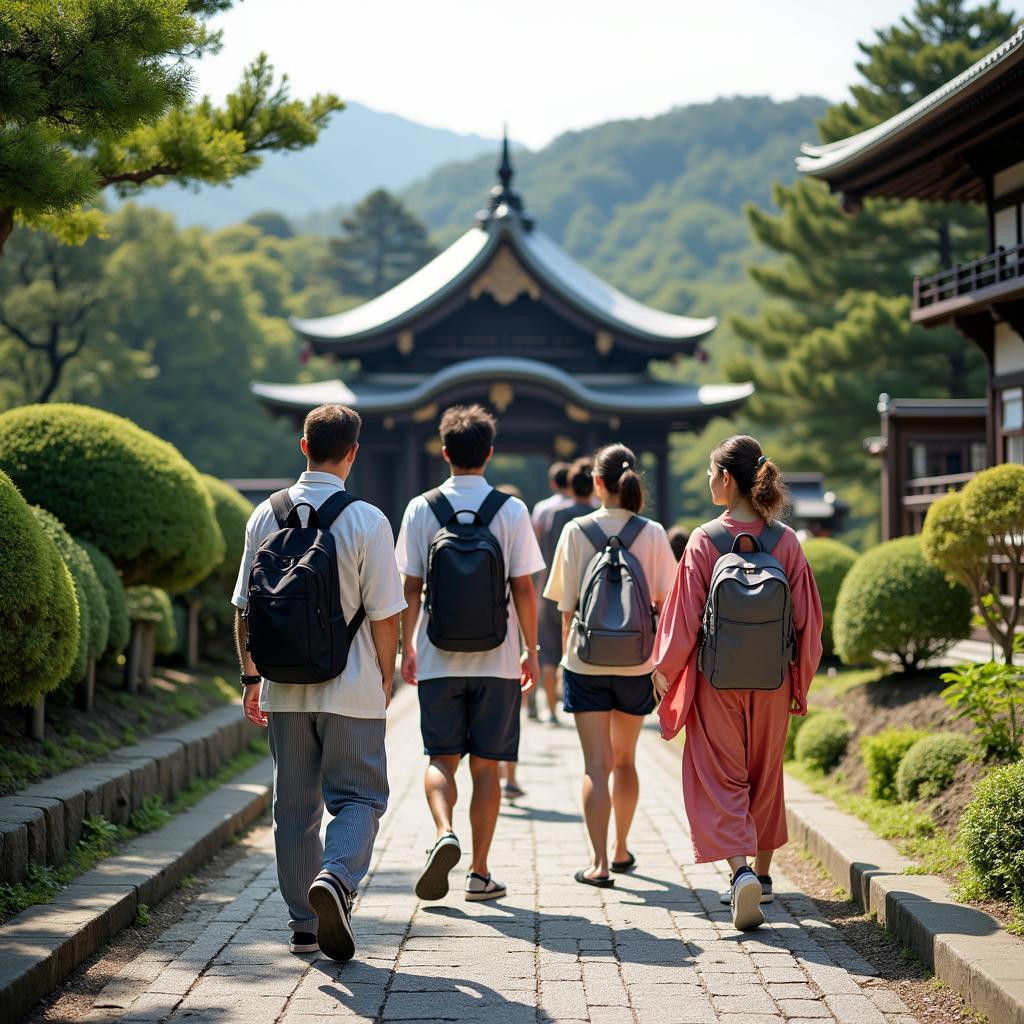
[0,737,267,923]
[787,760,962,876]
[133,902,151,927]
[809,664,885,698]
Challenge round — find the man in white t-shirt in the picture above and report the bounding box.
[396,405,545,904]
[233,404,405,963]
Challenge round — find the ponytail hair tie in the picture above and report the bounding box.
[622,460,630,470]
[756,455,767,468]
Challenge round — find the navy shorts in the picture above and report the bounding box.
[417,677,522,761]
[562,669,656,717]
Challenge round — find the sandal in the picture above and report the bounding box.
[574,868,615,888]
[610,852,636,873]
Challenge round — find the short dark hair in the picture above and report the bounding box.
[548,461,570,489]
[667,525,690,562]
[303,404,361,463]
[568,458,594,498]
[439,404,496,469]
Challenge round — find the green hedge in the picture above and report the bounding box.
[959,759,1024,910]
[895,733,973,802]
[0,472,80,706]
[860,727,927,801]
[80,539,130,658]
[834,536,972,671]
[802,538,857,658]
[0,404,224,591]
[785,707,820,761]
[33,507,108,684]
[795,710,851,772]
[126,585,178,656]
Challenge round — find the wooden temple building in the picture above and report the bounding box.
[253,141,752,526]
[798,25,1024,541]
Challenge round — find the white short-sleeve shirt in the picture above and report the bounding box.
[395,474,546,681]
[542,507,677,676]
[232,471,407,718]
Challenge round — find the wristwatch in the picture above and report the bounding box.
[240,673,261,690]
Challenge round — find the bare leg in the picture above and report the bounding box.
[542,665,559,719]
[574,711,613,877]
[425,754,460,840]
[468,755,502,876]
[753,850,774,876]
[726,855,750,874]
[609,711,644,864]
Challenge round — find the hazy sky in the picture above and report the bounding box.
[195,1,936,149]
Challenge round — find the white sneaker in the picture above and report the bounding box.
[465,871,507,902]
[720,873,773,905]
[730,867,765,931]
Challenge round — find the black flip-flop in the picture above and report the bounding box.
[574,869,615,888]
[610,852,636,873]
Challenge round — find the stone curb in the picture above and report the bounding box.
[784,770,1024,1024]
[0,756,272,1022]
[0,701,253,887]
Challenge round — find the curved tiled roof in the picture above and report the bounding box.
[251,356,752,418]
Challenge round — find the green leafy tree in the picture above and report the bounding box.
[323,189,437,297]
[728,0,1013,535]
[0,0,341,254]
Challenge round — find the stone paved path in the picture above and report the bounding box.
[81,689,917,1024]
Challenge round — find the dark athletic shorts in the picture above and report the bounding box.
[562,668,657,717]
[417,677,522,761]
[537,601,563,668]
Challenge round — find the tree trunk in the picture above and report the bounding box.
[0,208,14,256]
[185,598,201,670]
[140,622,156,692]
[28,694,45,740]
[78,657,96,711]
[125,621,144,694]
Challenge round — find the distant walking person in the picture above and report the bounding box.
[652,436,822,930]
[233,404,405,961]
[544,444,676,887]
[397,405,544,902]
[531,460,572,536]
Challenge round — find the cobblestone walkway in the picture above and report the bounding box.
[82,690,917,1024]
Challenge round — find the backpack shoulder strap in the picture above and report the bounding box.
[476,488,511,527]
[700,519,734,557]
[616,514,648,550]
[316,490,362,531]
[424,488,456,526]
[270,488,294,529]
[577,515,609,554]
[759,521,786,554]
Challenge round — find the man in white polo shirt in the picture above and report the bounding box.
[233,404,405,963]
[396,404,544,903]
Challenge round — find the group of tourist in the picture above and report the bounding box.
[231,401,823,963]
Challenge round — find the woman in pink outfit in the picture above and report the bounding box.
[652,435,822,930]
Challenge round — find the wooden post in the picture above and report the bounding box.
[139,622,156,692]
[78,657,96,711]
[28,694,45,740]
[125,620,143,694]
[185,598,201,670]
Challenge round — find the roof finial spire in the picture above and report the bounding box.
[498,123,513,190]
[476,124,533,231]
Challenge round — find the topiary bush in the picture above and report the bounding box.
[794,710,851,772]
[833,536,972,671]
[785,706,820,761]
[895,733,974,802]
[0,404,224,591]
[860,726,927,801]
[803,538,858,657]
[33,507,109,684]
[0,471,79,706]
[80,539,130,659]
[126,586,178,656]
[959,759,1024,910]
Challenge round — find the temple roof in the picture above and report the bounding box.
[796,26,1024,202]
[251,356,752,420]
[290,140,716,350]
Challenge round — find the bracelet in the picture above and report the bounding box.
[240,673,261,688]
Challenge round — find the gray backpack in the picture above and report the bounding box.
[572,515,656,667]
[698,520,795,690]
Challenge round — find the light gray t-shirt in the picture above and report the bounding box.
[232,471,406,718]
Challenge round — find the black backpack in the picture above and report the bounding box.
[572,515,656,667]
[423,487,511,652]
[244,489,365,684]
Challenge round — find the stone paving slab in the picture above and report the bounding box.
[74,692,922,1024]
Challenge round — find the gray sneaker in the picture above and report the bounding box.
[415,831,462,901]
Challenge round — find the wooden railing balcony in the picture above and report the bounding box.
[902,470,976,509]
[913,242,1024,315]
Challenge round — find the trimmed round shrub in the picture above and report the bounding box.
[959,759,1024,910]
[960,463,1024,539]
[794,710,851,772]
[860,726,927,801]
[33,507,109,683]
[0,404,224,591]
[833,536,972,671]
[895,733,973,802]
[803,538,857,657]
[80,539,130,658]
[126,586,178,656]
[0,471,79,706]
[785,706,820,761]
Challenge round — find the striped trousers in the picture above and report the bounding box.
[268,712,389,931]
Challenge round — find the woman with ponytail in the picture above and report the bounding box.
[652,436,822,930]
[544,444,676,887]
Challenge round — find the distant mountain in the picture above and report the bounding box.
[126,102,504,229]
